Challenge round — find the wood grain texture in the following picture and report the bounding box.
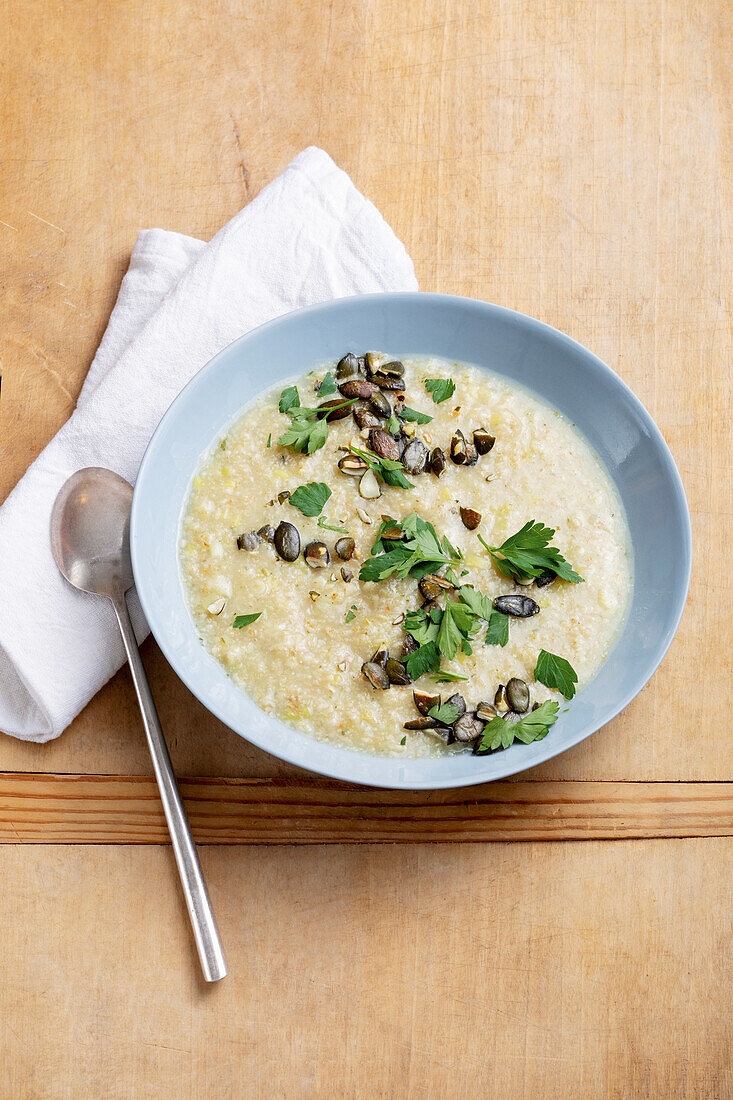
[0,840,731,1098]
[1,775,732,843]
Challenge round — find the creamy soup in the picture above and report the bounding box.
[180,353,632,759]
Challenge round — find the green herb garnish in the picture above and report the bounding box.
[484,611,509,647]
[318,516,349,534]
[233,612,262,629]
[277,386,357,455]
[345,605,358,623]
[349,446,414,491]
[424,377,455,404]
[429,670,469,683]
[359,513,460,582]
[400,735,407,746]
[478,521,583,584]
[266,433,271,448]
[278,415,329,455]
[279,386,301,415]
[534,650,578,699]
[428,700,463,725]
[404,640,440,680]
[289,481,332,517]
[318,372,337,396]
[386,413,400,434]
[400,406,433,424]
[477,700,559,753]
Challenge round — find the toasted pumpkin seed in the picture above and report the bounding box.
[385,658,412,685]
[339,379,378,399]
[369,428,401,461]
[353,405,383,430]
[362,661,390,689]
[403,716,439,731]
[304,541,330,569]
[475,701,498,721]
[429,447,446,477]
[236,531,261,551]
[473,428,495,454]
[359,469,382,499]
[453,713,484,742]
[494,685,509,712]
[493,594,540,618]
[459,506,482,530]
[450,430,467,465]
[413,689,441,715]
[336,353,362,380]
[274,521,300,562]
[335,536,356,560]
[402,439,428,474]
[338,455,369,476]
[506,677,530,713]
[318,397,352,422]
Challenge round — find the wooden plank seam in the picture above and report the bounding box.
[0,774,731,843]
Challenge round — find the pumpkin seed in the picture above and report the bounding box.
[385,657,412,685]
[459,506,482,530]
[450,430,467,465]
[453,713,484,742]
[339,379,378,399]
[335,536,356,560]
[402,439,428,474]
[338,455,369,476]
[493,594,540,617]
[304,541,330,569]
[359,469,382,499]
[362,661,390,690]
[413,689,441,715]
[429,447,446,477]
[505,677,530,713]
[369,428,401,461]
[274,521,300,562]
[236,531,261,551]
[473,428,495,454]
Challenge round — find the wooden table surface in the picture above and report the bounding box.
[1,0,731,1096]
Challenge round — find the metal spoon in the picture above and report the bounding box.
[50,467,227,982]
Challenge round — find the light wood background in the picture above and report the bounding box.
[1,0,731,1096]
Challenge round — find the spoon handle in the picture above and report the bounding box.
[111,592,228,982]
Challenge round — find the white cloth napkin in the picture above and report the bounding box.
[0,147,418,742]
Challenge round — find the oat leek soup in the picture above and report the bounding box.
[180,352,632,759]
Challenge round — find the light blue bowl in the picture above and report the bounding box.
[130,293,691,789]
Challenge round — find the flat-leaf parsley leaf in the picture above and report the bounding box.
[289,481,332,517]
[424,377,456,404]
[534,649,578,699]
[233,612,262,629]
[478,521,583,584]
[476,700,559,753]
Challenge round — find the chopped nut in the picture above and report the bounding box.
[206,597,227,616]
[356,507,373,524]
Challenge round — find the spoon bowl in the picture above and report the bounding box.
[50,467,133,597]
[50,466,227,982]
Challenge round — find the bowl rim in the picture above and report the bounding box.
[131,291,692,789]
